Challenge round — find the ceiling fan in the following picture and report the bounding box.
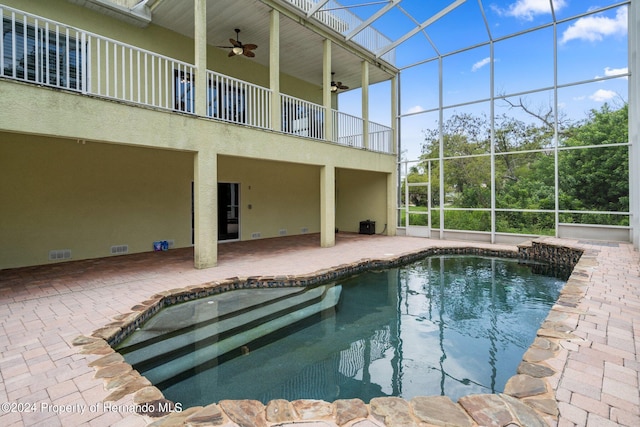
[330,73,348,92]
[218,29,257,58]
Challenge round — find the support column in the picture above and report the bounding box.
[629,0,639,249]
[362,61,370,149]
[320,165,336,247]
[323,39,333,142]
[386,171,397,236]
[193,151,217,268]
[270,9,281,132]
[391,74,398,154]
[194,0,207,117]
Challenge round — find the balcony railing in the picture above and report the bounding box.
[333,110,364,148]
[369,121,393,153]
[207,70,272,129]
[281,94,325,140]
[1,5,393,154]
[282,0,395,64]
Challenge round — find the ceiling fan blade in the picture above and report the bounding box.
[228,50,236,57]
[230,38,241,47]
[243,44,257,50]
[243,50,255,58]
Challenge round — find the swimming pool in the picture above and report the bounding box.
[116,255,566,407]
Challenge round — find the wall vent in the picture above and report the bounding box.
[49,249,71,261]
[278,229,287,236]
[251,232,261,239]
[110,245,129,255]
[301,227,309,234]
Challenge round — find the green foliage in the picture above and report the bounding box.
[403,102,629,233]
[444,210,491,232]
[559,104,629,214]
[496,211,555,236]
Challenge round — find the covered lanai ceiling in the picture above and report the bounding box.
[81,0,629,92]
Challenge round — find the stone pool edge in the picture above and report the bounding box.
[72,239,586,427]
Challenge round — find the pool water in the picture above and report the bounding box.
[123,256,566,406]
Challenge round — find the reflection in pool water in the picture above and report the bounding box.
[118,256,566,406]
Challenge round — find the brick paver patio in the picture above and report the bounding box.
[0,234,638,426]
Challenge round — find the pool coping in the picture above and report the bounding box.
[73,239,587,426]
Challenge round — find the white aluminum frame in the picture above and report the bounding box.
[396,1,635,245]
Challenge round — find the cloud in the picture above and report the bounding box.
[406,105,425,114]
[492,0,567,21]
[472,57,491,72]
[560,7,627,44]
[604,66,628,77]
[589,89,617,102]
[594,66,629,80]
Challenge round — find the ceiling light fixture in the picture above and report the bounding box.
[216,29,257,58]
[330,72,349,92]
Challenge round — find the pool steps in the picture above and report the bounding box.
[116,284,342,385]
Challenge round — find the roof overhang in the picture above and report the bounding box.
[67,0,152,27]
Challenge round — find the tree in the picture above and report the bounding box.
[421,113,490,207]
[411,102,629,232]
[559,103,629,221]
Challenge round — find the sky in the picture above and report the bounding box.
[334,0,630,160]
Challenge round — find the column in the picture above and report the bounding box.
[629,0,640,249]
[386,171,397,236]
[194,0,207,117]
[270,9,281,132]
[320,165,336,247]
[193,151,217,268]
[391,74,398,154]
[323,39,333,141]
[362,61,369,149]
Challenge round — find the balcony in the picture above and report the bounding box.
[0,5,393,154]
[282,0,395,65]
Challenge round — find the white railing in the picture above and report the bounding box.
[207,71,271,129]
[282,0,395,64]
[2,5,393,155]
[90,36,195,113]
[281,94,325,140]
[369,121,393,153]
[333,110,364,148]
[0,6,195,113]
[1,7,85,91]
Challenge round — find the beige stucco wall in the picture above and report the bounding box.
[218,157,321,240]
[0,80,395,268]
[336,168,388,234]
[0,133,193,268]
[1,81,393,173]
[0,0,396,268]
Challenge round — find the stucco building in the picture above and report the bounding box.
[1,0,399,270]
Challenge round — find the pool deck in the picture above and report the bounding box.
[0,233,638,426]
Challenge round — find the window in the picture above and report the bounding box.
[208,81,246,124]
[174,70,194,113]
[2,18,82,90]
[174,73,247,122]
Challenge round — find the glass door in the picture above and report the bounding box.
[218,183,240,241]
